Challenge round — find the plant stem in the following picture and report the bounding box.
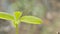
[16,24,18,34]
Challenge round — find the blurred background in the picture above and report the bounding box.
[0,0,60,34]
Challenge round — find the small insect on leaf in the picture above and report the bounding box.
[14,11,22,20]
[0,12,14,21]
[21,16,42,24]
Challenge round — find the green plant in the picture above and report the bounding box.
[0,11,42,34]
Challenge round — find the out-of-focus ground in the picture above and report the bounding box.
[0,0,60,34]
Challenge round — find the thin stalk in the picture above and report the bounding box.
[16,20,20,34]
[16,24,18,34]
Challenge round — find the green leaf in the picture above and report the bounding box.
[0,12,14,21]
[13,20,20,27]
[13,21,18,27]
[14,11,22,20]
[21,16,42,24]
